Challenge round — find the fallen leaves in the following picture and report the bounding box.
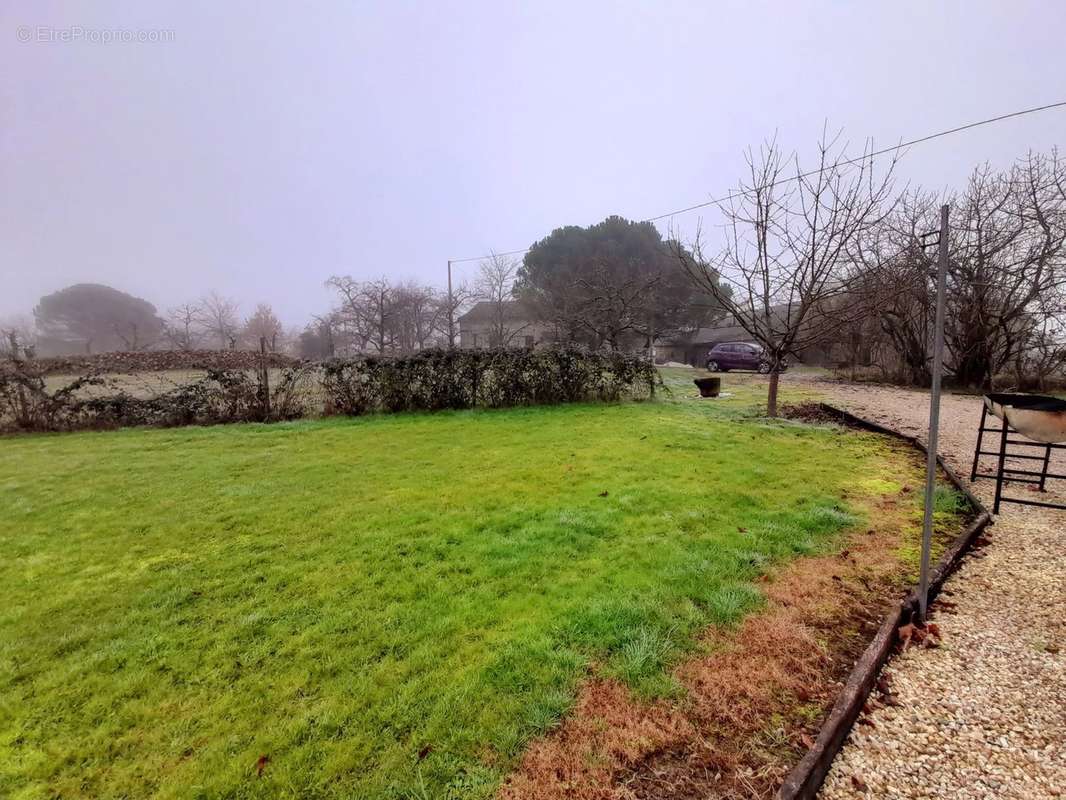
[898,621,943,652]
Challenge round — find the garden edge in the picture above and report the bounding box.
[775,403,993,800]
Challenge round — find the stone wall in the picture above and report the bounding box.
[17,349,299,375]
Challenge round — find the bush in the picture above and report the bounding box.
[1,347,657,433]
[321,347,656,415]
[320,346,656,414]
[0,358,317,432]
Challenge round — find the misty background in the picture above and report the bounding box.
[2,0,1064,327]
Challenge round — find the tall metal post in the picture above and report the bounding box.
[918,204,950,623]
[447,259,455,349]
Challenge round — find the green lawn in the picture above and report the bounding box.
[2,376,919,799]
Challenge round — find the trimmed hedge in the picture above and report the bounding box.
[1,347,657,433]
[321,347,656,415]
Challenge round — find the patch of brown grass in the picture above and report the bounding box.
[500,467,918,800]
[499,680,694,800]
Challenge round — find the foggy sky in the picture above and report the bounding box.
[3,1,1064,328]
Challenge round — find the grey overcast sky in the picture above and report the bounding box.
[2,1,1064,327]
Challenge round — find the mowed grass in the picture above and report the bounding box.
[2,375,913,799]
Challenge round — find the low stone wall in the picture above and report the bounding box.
[21,349,299,375]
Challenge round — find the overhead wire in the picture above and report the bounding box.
[446,101,1066,266]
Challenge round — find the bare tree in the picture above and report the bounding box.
[298,313,338,359]
[243,303,283,351]
[850,192,939,384]
[164,302,203,351]
[392,282,448,352]
[1013,308,1066,390]
[112,320,159,351]
[849,150,1066,389]
[326,276,463,354]
[439,280,473,348]
[326,276,404,354]
[674,131,897,416]
[196,291,240,350]
[475,253,529,347]
[0,315,37,358]
[942,152,1066,388]
[571,261,660,350]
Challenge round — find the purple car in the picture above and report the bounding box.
[705,341,786,373]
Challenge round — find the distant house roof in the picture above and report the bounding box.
[661,303,794,346]
[457,301,532,325]
[689,324,751,344]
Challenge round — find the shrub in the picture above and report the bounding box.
[320,346,656,414]
[0,358,318,432]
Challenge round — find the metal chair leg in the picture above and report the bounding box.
[993,413,1009,514]
[970,403,987,482]
[1039,443,1052,492]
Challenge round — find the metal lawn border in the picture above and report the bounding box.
[776,403,993,800]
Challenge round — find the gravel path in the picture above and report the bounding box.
[811,383,1066,799]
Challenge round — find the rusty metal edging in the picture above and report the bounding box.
[776,404,993,800]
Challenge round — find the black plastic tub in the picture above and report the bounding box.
[694,377,721,398]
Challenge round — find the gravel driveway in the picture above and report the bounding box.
[809,383,1065,799]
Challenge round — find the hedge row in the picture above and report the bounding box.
[0,347,658,433]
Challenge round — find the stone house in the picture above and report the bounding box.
[457,301,553,349]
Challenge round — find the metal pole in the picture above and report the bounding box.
[447,259,455,349]
[918,204,949,624]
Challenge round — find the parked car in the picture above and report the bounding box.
[705,341,786,373]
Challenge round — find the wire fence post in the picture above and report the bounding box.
[918,204,950,624]
[259,336,271,420]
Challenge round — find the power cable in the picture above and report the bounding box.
[447,101,1066,265]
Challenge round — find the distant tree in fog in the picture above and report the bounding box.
[393,282,447,351]
[299,314,337,359]
[475,253,527,346]
[325,276,452,355]
[164,303,203,351]
[0,314,37,358]
[196,291,240,350]
[516,216,723,351]
[326,276,395,354]
[34,283,164,354]
[242,303,283,351]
